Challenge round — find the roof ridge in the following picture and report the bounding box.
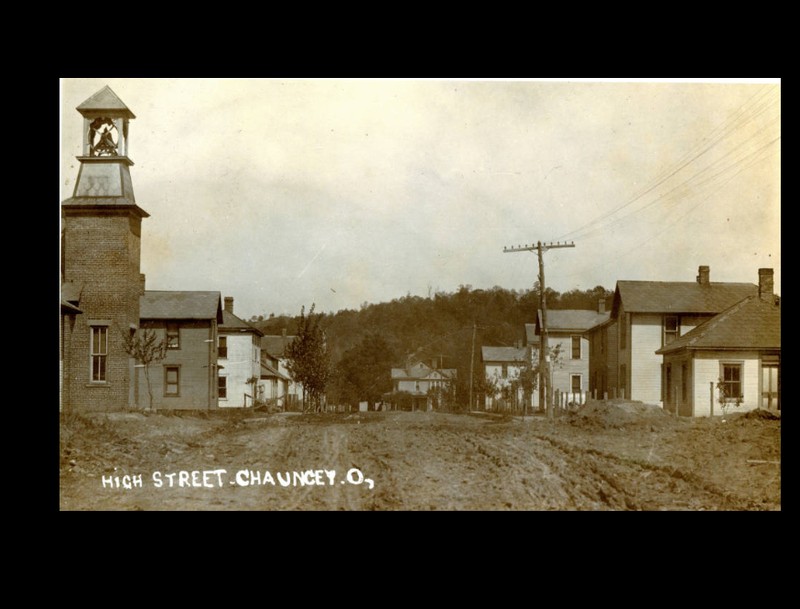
[618,279,757,286]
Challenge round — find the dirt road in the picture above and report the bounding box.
[59,407,780,511]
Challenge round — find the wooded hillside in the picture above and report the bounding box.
[251,284,612,407]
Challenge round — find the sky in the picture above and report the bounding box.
[60,78,781,320]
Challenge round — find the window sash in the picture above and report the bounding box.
[664,316,679,345]
[218,376,227,399]
[571,375,581,393]
[165,366,180,396]
[218,336,228,358]
[166,323,180,349]
[721,364,742,399]
[571,336,581,359]
[90,327,108,382]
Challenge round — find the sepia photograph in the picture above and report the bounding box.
[59,78,780,510]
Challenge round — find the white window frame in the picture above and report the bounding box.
[663,315,680,346]
[89,325,109,383]
[570,374,582,394]
[720,361,744,400]
[571,336,581,360]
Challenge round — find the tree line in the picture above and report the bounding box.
[251,284,612,410]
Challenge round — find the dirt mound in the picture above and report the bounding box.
[568,399,672,429]
[738,409,780,421]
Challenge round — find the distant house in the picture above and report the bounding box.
[137,291,223,410]
[218,297,264,408]
[535,303,610,403]
[261,331,302,410]
[260,358,291,407]
[481,345,537,411]
[597,265,759,406]
[656,269,780,417]
[391,361,457,411]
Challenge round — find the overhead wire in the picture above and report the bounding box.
[554,85,780,242]
[554,135,780,282]
[569,123,781,242]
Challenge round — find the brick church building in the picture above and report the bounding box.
[60,86,223,412]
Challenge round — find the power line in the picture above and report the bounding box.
[555,137,780,283]
[568,129,781,242]
[555,85,780,241]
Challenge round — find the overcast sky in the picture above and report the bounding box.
[60,78,780,320]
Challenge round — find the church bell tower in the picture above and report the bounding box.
[61,86,149,412]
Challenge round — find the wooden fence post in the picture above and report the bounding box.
[710,382,714,417]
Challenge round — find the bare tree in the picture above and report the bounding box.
[122,327,168,411]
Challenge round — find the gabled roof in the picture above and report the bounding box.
[524,324,541,347]
[140,291,223,322]
[261,335,297,358]
[536,309,610,333]
[585,315,616,333]
[656,296,780,354]
[481,346,528,363]
[260,360,290,381]
[391,361,457,381]
[76,85,136,119]
[61,281,83,305]
[220,310,264,336]
[61,300,82,314]
[613,281,757,316]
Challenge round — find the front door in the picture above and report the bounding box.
[761,364,780,411]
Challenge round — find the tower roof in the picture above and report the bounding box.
[76,85,136,119]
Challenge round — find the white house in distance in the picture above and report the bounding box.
[391,361,457,411]
[217,297,263,408]
[535,302,610,404]
[481,344,538,411]
[261,331,302,410]
[655,269,780,417]
[260,353,291,409]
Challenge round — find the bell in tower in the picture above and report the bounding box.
[61,85,149,412]
[67,85,139,201]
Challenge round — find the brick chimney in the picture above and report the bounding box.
[696,265,710,285]
[224,296,234,314]
[758,268,774,303]
[598,298,605,314]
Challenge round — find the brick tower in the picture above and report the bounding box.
[61,86,149,411]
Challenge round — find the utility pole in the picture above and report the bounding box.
[469,321,477,413]
[503,241,575,420]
